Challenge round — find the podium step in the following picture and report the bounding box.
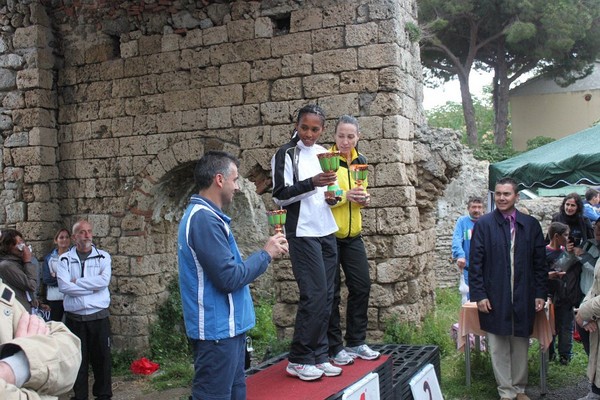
[246,344,440,400]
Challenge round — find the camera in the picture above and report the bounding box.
[568,236,582,247]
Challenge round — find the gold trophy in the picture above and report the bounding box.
[350,164,369,188]
[266,209,287,234]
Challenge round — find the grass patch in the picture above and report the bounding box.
[112,349,137,377]
[384,288,459,357]
[149,359,194,391]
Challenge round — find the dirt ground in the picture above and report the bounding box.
[527,377,589,400]
[56,375,590,400]
[58,376,191,400]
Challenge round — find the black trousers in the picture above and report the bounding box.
[66,315,112,400]
[288,234,337,365]
[47,300,64,322]
[328,235,371,355]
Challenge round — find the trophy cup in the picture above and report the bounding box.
[317,151,343,201]
[266,209,287,234]
[317,151,340,173]
[350,164,369,188]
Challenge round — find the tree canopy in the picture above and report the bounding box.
[418,0,600,147]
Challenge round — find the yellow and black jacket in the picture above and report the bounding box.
[329,145,368,239]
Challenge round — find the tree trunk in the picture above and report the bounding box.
[493,40,510,147]
[457,72,478,146]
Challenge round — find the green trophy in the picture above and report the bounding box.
[266,209,287,234]
[350,164,369,188]
[317,151,341,173]
[317,151,342,201]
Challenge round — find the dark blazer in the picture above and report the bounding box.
[469,209,548,337]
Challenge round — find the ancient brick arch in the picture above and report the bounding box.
[127,138,205,220]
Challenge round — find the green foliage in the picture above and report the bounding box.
[426,92,520,163]
[384,290,459,357]
[506,21,537,43]
[472,137,519,163]
[426,93,495,141]
[149,278,191,363]
[526,136,556,151]
[248,295,291,362]
[384,317,417,344]
[150,360,194,392]
[112,349,137,377]
[405,22,421,42]
[426,101,467,133]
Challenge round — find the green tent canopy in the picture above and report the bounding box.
[488,124,600,191]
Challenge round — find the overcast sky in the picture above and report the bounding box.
[422,70,493,110]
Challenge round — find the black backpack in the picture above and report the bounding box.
[555,262,583,307]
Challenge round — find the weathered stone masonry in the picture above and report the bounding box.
[0,0,459,351]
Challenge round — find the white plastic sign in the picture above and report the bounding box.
[409,363,443,400]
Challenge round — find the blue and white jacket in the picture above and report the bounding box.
[177,195,272,340]
[57,246,111,315]
[452,215,476,269]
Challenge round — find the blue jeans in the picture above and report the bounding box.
[191,333,246,400]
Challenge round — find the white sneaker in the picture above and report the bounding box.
[345,344,381,360]
[330,349,354,365]
[315,361,342,377]
[286,362,324,381]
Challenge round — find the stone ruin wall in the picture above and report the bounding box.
[0,0,463,351]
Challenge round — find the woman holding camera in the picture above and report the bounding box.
[552,193,593,253]
[551,193,595,361]
[0,229,38,312]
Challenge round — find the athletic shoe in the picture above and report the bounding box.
[345,344,381,360]
[330,349,354,365]
[286,362,324,381]
[315,362,343,377]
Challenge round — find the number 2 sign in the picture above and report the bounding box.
[409,364,444,400]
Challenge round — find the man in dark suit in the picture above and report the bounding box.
[469,177,547,400]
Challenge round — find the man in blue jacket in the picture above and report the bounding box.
[452,196,484,302]
[469,177,547,400]
[178,151,288,400]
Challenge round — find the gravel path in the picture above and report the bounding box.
[526,377,589,400]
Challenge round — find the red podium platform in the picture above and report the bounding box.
[247,356,392,400]
[246,345,440,400]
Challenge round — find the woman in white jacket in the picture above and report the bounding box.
[42,229,71,322]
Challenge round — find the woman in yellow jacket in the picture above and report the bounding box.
[327,115,380,365]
